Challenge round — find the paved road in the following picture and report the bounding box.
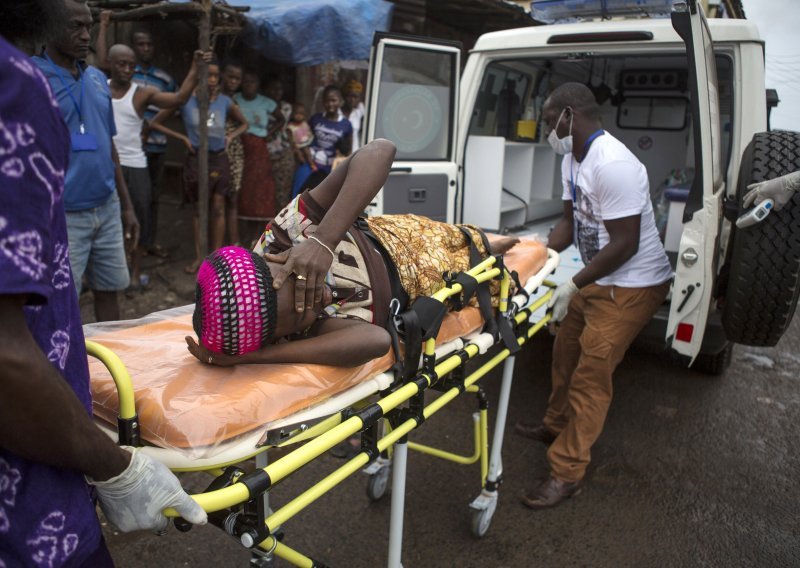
[104,309,799,567]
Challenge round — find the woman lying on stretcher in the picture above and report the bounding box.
[186,139,519,368]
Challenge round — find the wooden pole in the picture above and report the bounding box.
[197,0,211,259]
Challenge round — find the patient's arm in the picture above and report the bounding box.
[264,139,397,313]
[186,318,392,368]
[489,236,520,255]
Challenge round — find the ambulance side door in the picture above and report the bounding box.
[667,0,726,363]
[364,33,461,222]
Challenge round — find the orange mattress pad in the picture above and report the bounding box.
[89,238,547,450]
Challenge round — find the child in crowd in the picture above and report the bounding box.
[291,85,353,195]
[308,85,352,174]
[289,102,317,197]
[149,61,249,274]
[289,104,314,165]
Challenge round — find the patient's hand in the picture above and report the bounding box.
[263,238,333,313]
[489,236,520,255]
[185,336,238,367]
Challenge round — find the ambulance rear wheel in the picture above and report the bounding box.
[723,131,800,346]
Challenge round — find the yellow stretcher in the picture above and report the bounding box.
[85,238,559,567]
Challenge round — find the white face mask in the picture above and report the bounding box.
[547,107,573,155]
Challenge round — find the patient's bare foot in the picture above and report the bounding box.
[183,259,201,274]
[489,236,520,255]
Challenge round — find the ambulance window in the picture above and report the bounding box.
[372,45,457,161]
[714,54,733,170]
[469,62,531,138]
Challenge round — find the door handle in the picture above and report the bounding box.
[409,189,426,203]
[390,167,413,173]
[676,284,695,313]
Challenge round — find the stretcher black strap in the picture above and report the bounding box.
[458,227,499,342]
[510,269,529,304]
[357,218,415,381]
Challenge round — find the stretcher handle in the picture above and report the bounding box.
[86,340,137,420]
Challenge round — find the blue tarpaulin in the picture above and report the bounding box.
[239,0,394,67]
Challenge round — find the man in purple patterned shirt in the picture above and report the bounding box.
[0,2,206,566]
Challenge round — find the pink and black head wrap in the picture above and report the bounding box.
[193,246,277,356]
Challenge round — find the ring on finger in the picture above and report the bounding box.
[295,274,307,281]
[207,355,213,364]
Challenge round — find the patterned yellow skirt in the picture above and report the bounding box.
[366,215,500,305]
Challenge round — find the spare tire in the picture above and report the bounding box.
[722,131,800,346]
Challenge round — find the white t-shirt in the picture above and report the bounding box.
[561,131,673,288]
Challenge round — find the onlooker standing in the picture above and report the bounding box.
[96,18,175,259]
[234,69,285,245]
[308,85,352,176]
[221,61,244,245]
[131,29,176,259]
[293,85,352,193]
[342,79,365,153]
[288,102,316,198]
[33,0,140,322]
[107,44,206,290]
[265,77,295,209]
[150,61,248,273]
[0,3,206,566]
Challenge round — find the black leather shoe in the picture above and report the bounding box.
[520,476,583,510]
[514,421,557,445]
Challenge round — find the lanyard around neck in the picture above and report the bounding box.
[44,52,85,132]
[570,129,605,202]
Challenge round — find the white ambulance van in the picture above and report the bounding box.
[363,0,800,374]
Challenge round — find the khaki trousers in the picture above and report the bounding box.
[544,281,670,482]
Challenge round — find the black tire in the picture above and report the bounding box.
[722,131,800,346]
[692,342,733,376]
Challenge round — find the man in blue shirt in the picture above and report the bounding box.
[33,0,139,322]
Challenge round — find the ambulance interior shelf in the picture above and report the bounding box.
[464,137,563,232]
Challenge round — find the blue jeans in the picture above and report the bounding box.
[66,193,130,294]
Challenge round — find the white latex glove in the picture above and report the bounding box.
[547,278,579,323]
[742,171,800,211]
[89,446,207,533]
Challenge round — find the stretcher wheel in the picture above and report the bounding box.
[470,506,495,538]
[366,465,391,501]
[469,489,498,538]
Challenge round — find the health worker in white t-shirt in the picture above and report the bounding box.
[517,82,673,511]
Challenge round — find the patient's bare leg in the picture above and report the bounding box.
[489,236,520,255]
